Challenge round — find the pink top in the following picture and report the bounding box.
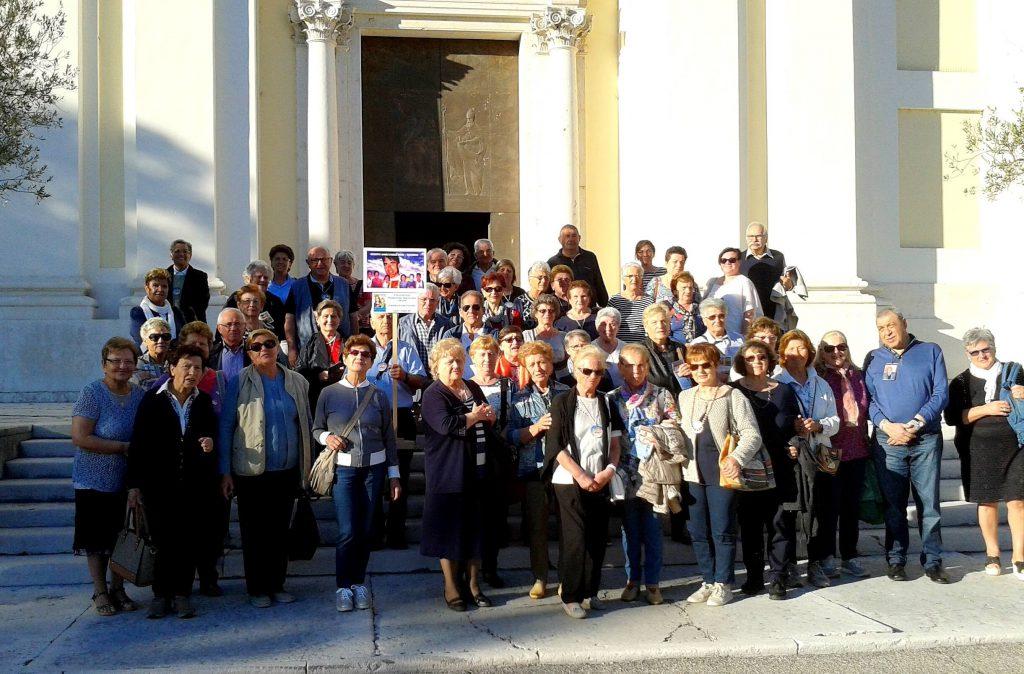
[821,367,870,461]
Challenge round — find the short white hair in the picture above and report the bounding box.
[621,261,643,275]
[427,247,447,260]
[963,327,996,350]
[421,282,440,298]
[596,306,621,325]
[140,317,170,341]
[243,260,271,282]
[474,238,494,252]
[745,221,767,236]
[217,307,245,325]
[528,261,551,277]
[437,266,462,285]
[698,297,727,317]
[334,250,355,265]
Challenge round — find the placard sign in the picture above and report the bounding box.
[363,247,427,293]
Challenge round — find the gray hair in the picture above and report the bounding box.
[427,247,447,261]
[243,259,271,282]
[621,261,643,275]
[877,307,906,322]
[745,221,767,236]
[140,317,170,341]
[699,297,727,317]
[963,327,996,350]
[564,329,591,345]
[334,250,355,265]
[437,266,462,285]
[528,261,551,277]
[170,239,192,254]
[421,282,440,298]
[474,238,494,253]
[596,306,621,325]
[217,307,245,325]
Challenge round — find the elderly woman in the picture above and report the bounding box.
[689,298,744,381]
[126,345,218,619]
[560,329,615,393]
[313,335,401,612]
[444,242,475,294]
[611,344,681,606]
[71,337,146,617]
[729,340,801,599]
[495,326,525,384]
[495,258,526,301]
[704,247,763,335]
[634,240,666,290]
[481,270,523,335]
[543,345,623,619]
[524,294,568,378]
[219,329,312,608]
[609,262,654,344]
[642,303,689,397]
[678,343,762,607]
[130,268,185,347]
[234,284,272,336]
[668,272,705,344]
[550,264,574,313]
[747,317,783,354]
[556,280,598,339]
[420,338,498,611]
[435,266,463,322]
[130,317,172,390]
[426,247,448,284]
[515,261,552,330]
[223,261,287,341]
[777,329,840,588]
[649,246,689,305]
[945,328,1024,578]
[593,307,625,389]
[297,299,347,411]
[506,341,571,600]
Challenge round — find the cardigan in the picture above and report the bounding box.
[676,386,762,484]
[312,380,399,477]
[541,387,625,482]
[420,379,491,494]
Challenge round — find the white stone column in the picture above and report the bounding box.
[522,7,590,262]
[292,0,351,250]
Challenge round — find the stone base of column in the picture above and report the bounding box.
[787,284,879,362]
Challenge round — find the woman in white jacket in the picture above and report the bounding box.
[776,329,840,589]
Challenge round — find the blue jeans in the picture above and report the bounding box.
[687,482,737,585]
[334,463,386,588]
[872,431,943,569]
[621,497,663,585]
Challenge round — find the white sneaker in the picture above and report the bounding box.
[562,602,587,619]
[582,596,604,611]
[841,559,870,578]
[1013,561,1024,580]
[336,587,354,612]
[807,562,831,588]
[821,555,840,579]
[686,583,714,604]
[352,584,371,610]
[706,583,733,607]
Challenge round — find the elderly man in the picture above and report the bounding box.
[864,308,949,583]
[426,248,448,284]
[167,239,210,324]
[471,238,497,290]
[398,283,452,368]
[441,290,487,377]
[284,246,352,366]
[547,224,609,308]
[223,260,287,341]
[739,222,788,319]
[209,308,250,381]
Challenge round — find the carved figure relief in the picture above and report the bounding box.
[445,105,488,196]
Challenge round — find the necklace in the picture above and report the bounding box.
[689,386,721,433]
[578,395,602,434]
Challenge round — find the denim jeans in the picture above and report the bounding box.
[687,482,737,585]
[621,497,663,586]
[334,463,386,588]
[872,431,943,569]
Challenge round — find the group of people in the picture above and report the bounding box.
[70,223,1024,622]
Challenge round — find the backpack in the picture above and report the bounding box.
[999,361,1024,447]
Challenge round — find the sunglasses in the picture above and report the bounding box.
[438,282,455,289]
[148,333,172,342]
[744,354,768,362]
[705,314,726,321]
[502,336,524,344]
[968,347,992,357]
[688,362,714,371]
[348,349,371,359]
[483,287,503,293]
[248,340,277,352]
[462,305,482,312]
[719,257,739,264]
[580,367,606,377]
[823,343,849,354]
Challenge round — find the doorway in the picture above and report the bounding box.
[394,212,490,255]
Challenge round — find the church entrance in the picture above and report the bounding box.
[361,37,520,268]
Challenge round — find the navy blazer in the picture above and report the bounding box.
[167,265,211,325]
[420,379,489,495]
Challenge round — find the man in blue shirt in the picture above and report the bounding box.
[863,308,949,583]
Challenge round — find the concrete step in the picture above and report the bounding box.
[0,478,74,503]
[859,523,1010,556]
[0,502,75,528]
[4,457,73,479]
[940,457,962,479]
[0,526,73,554]
[906,500,1005,528]
[30,424,72,439]
[18,439,75,459]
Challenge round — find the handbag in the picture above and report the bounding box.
[308,387,379,496]
[287,491,320,561]
[718,392,776,491]
[110,506,157,587]
[792,378,841,475]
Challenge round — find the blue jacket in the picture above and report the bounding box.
[289,274,351,351]
[863,336,948,434]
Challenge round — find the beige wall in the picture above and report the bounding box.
[896,0,977,72]
[742,0,768,230]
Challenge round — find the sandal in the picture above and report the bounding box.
[92,592,118,617]
[985,556,1002,576]
[110,587,138,612]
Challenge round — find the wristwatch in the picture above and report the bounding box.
[906,418,924,432]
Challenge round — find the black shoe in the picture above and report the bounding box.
[482,571,506,589]
[782,572,803,589]
[767,581,786,600]
[472,592,492,608]
[671,530,692,545]
[739,580,763,596]
[886,564,907,581]
[199,582,223,598]
[925,566,950,584]
[445,595,467,612]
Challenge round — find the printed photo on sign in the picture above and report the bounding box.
[363,247,427,294]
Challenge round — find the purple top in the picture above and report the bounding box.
[821,367,870,461]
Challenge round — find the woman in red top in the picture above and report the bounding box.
[297,300,346,409]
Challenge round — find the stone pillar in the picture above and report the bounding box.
[291,0,352,250]
[523,6,590,260]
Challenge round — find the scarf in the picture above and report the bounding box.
[835,367,860,427]
[969,360,1003,403]
[619,382,657,460]
[140,297,176,337]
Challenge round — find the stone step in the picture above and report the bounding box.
[0,478,74,503]
[940,457,961,479]
[859,523,1010,556]
[0,502,75,528]
[4,457,73,480]
[30,424,72,440]
[18,439,75,459]
[0,526,73,555]
[906,500,1004,527]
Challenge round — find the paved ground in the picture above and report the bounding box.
[3,553,1023,672]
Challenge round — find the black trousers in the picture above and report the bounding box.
[146,486,217,599]
[737,489,798,584]
[196,486,229,586]
[481,475,510,575]
[520,478,551,581]
[234,468,297,597]
[554,484,609,604]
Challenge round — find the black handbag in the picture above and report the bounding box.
[110,506,157,587]
[288,491,320,561]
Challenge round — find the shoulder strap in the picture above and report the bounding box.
[1003,362,1021,390]
[499,377,509,428]
[338,387,378,439]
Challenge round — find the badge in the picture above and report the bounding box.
[591,426,604,439]
[692,420,705,434]
[882,362,899,381]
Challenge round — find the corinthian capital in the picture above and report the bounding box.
[530,6,591,54]
[291,0,354,44]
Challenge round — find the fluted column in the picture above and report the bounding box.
[291,0,352,249]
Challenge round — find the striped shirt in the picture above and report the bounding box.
[608,293,653,344]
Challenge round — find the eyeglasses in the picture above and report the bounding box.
[705,314,726,321]
[148,333,172,342]
[348,349,371,359]
[746,234,766,239]
[176,363,203,372]
[307,257,331,264]
[688,362,714,371]
[438,282,455,289]
[104,358,135,367]
[580,367,606,377]
[219,322,243,329]
[968,347,993,357]
[719,257,738,264]
[623,274,642,280]
[823,344,849,354]
[461,304,482,312]
[529,276,548,282]
[502,336,524,344]
[239,298,261,305]
[483,287,503,293]
[248,340,277,352]
[744,354,767,362]
[536,308,555,315]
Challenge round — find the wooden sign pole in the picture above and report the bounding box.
[391,312,399,432]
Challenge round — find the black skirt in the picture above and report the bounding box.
[73,489,127,556]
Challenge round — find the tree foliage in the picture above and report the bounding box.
[945,88,1024,200]
[0,0,76,203]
